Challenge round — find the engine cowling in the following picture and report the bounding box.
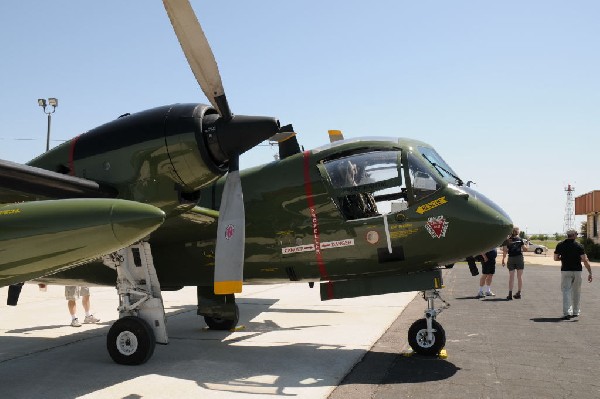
[29,103,279,215]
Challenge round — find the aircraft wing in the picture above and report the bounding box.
[0,159,116,204]
[0,159,165,289]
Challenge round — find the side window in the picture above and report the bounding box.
[407,152,440,202]
[322,151,406,220]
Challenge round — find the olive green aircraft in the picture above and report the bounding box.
[0,0,512,365]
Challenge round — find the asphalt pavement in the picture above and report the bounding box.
[2,253,598,398]
[329,253,600,399]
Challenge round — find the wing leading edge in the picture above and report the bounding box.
[0,159,116,203]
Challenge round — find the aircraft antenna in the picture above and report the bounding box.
[563,184,575,233]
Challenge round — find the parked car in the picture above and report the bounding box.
[525,240,548,255]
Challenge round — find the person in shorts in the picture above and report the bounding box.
[65,286,100,327]
[501,227,528,300]
[477,248,498,298]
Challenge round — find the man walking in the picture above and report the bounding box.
[554,229,593,320]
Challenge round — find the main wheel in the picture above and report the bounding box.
[204,304,239,330]
[408,318,446,356]
[535,248,543,254]
[107,316,156,365]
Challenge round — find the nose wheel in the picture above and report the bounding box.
[408,318,446,356]
[408,289,449,356]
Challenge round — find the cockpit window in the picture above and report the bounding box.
[418,146,463,186]
[322,150,406,220]
[407,152,442,202]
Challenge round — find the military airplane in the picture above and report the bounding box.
[1,0,512,365]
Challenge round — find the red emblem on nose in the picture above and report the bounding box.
[425,215,448,239]
[225,224,235,240]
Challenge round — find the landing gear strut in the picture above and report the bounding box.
[103,242,167,365]
[196,286,240,330]
[408,289,449,356]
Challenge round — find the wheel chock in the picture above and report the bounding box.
[400,349,447,358]
[230,325,246,332]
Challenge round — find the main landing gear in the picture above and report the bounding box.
[102,242,167,365]
[196,286,240,331]
[408,289,449,356]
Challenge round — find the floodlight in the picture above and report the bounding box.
[48,98,58,107]
[38,98,47,107]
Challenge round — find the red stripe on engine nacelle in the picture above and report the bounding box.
[68,135,81,176]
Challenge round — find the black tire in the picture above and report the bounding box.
[204,304,239,330]
[534,248,543,254]
[408,318,446,356]
[107,316,156,365]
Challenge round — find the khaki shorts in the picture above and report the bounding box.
[65,286,90,301]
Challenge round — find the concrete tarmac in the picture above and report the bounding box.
[0,281,416,398]
[329,253,600,399]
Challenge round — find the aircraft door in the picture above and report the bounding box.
[318,150,408,265]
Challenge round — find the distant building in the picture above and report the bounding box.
[575,190,600,244]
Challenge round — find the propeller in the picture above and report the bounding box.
[163,0,281,294]
[162,0,231,119]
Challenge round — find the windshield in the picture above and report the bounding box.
[418,146,463,186]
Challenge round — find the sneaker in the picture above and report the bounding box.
[84,315,100,324]
[506,294,513,300]
[485,291,496,297]
[513,292,521,299]
[71,318,82,327]
[476,292,485,298]
[562,315,572,320]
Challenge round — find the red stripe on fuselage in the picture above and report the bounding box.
[303,151,334,299]
[68,135,81,176]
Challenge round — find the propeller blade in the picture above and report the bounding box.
[214,156,244,294]
[163,0,231,118]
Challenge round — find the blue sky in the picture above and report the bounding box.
[1,1,598,234]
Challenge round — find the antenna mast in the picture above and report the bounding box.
[564,184,575,233]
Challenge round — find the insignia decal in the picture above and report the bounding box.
[224,224,235,240]
[425,215,449,239]
[366,230,380,244]
[416,196,448,215]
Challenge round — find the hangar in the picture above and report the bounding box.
[575,190,600,243]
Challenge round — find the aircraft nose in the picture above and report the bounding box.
[470,189,513,243]
[109,201,166,245]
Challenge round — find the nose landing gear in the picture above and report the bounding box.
[408,289,449,356]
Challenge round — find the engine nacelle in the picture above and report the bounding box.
[29,103,279,215]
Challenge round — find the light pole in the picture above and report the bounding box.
[37,97,58,152]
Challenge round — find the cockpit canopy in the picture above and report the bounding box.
[319,145,461,220]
